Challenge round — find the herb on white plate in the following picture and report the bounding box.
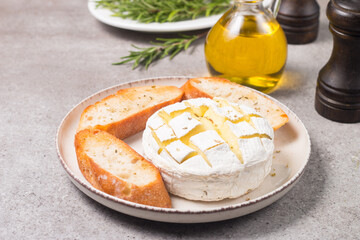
[96,0,231,23]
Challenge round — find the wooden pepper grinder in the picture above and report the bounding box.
[277,0,320,44]
[315,0,360,123]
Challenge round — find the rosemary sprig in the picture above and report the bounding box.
[113,32,207,69]
[96,0,231,23]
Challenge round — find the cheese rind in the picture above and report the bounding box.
[216,106,244,121]
[180,155,211,174]
[169,112,201,138]
[142,98,274,201]
[251,117,274,139]
[226,121,257,138]
[148,114,165,130]
[261,138,274,155]
[163,102,188,115]
[154,124,176,142]
[204,143,240,170]
[165,140,195,163]
[239,105,260,115]
[238,137,267,165]
[190,130,224,152]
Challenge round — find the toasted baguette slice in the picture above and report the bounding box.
[78,85,184,139]
[182,77,289,130]
[75,129,172,208]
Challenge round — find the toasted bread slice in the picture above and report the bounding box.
[78,85,184,139]
[75,129,172,208]
[182,77,289,130]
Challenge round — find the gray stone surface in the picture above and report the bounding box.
[0,0,359,239]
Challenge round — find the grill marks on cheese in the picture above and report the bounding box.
[149,99,272,166]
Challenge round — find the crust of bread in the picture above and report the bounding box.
[75,129,172,208]
[78,85,184,139]
[182,77,289,130]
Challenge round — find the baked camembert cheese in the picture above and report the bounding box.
[142,98,274,201]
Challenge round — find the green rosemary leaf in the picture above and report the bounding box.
[96,0,231,23]
[184,38,194,50]
[114,31,208,69]
[168,9,180,22]
[205,6,213,16]
[112,58,132,65]
[170,47,182,59]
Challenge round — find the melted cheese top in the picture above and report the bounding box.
[144,98,273,170]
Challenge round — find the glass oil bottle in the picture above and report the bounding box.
[204,0,287,92]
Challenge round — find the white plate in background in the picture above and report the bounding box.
[88,1,223,32]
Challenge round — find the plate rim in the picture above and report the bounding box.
[87,1,223,32]
[56,76,311,215]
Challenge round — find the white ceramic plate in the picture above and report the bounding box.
[88,1,223,32]
[56,76,311,223]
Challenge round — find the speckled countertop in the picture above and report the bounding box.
[1,0,359,239]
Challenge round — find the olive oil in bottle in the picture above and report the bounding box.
[205,0,287,93]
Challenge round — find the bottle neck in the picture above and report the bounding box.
[234,0,280,18]
[235,0,262,4]
[236,0,262,2]
[234,0,264,13]
[234,0,263,9]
